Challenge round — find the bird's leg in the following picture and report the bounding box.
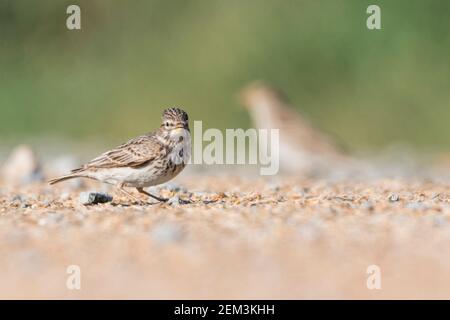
[117,184,147,205]
[137,187,193,204]
[136,187,169,202]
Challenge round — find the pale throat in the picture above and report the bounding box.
[168,127,191,165]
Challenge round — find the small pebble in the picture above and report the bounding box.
[388,194,400,202]
[292,186,307,197]
[12,195,27,203]
[167,196,181,206]
[193,191,209,198]
[406,202,428,211]
[361,200,374,211]
[79,192,113,205]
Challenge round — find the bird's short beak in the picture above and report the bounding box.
[174,123,189,130]
[171,125,189,136]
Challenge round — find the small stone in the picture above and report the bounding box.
[11,194,31,208]
[12,195,27,203]
[388,194,400,202]
[361,200,374,211]
[406,202,428,211]
[1,145,42,186]
[193,191,208,197]
[167,195,181,206]
[41,199,50,207]
[79,192,113,205]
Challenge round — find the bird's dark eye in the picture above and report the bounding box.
[164,122,170,127]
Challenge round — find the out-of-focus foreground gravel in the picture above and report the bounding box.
[1,170,450,299]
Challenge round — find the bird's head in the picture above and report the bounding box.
[160,107,190,142]
[161,107,189,130]
[240,81,287,110]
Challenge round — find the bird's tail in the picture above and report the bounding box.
[48,173,84,185]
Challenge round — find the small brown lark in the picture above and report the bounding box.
[49,108,191,204]
[240,82,349,175]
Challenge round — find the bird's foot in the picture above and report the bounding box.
[178,198,192,204]
[154,195,169,202]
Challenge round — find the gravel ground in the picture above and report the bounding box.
[1,171,450,299]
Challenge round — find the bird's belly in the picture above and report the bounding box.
[91,163,185,188]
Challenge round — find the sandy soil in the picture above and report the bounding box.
[0,171,450,299]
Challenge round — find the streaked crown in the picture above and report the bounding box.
[161,107,189,130]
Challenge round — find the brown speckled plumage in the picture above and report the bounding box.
[49,108,191,203]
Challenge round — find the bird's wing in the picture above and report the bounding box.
[75,133,165,171]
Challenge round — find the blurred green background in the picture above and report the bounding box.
[1,0,449,152]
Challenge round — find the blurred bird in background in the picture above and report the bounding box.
[240,82,350,176]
